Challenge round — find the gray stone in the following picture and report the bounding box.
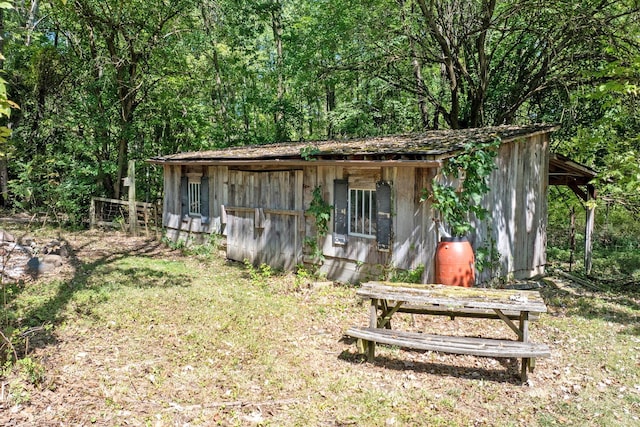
[42,254,64,267]
[19,235,36,246]
[0,229,16,242]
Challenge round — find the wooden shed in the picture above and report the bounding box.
[148,124,559,284]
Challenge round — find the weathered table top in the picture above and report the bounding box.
[357,281,548,313]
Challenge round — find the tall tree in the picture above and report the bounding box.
[63,0,197,198]
[361,0,640,129]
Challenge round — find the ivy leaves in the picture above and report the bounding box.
[424,138,500,237]
[306,186,332,237]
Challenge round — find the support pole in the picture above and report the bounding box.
[584,184,596,275]
[128,160,137,236]
[569,207,576,272]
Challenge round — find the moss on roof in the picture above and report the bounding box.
[149,124,557,164]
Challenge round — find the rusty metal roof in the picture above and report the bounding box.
[148,124,558,165]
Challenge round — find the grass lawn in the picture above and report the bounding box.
[1,227,639,426]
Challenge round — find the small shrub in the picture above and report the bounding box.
[244,260,273,288]
[17,356,46,386]
[162,236,187,250]
[388,264,424,284]
[7,379,31,405]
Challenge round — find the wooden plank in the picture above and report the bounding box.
[224,169,303,269]
[534,134,550,275]
[224,206,303,216]
[368,299,378,360]
[318,256,385,284]
[92,196,155,208]
[524,138,537,274]
[152,159,443,168]
[89,198,96,229]
[319,165,338,258]
[346,327,550,359]
[357,282,547,313]
[164,165,182,227]
[348,168,381,190]
[128,160,137,236]
[392,304,539,321]
[392,167,416,270]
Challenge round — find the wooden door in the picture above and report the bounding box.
[225,170,304,270]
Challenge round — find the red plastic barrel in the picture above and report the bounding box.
[435,236,475,287]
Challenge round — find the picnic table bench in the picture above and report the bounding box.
[346,281,550,382]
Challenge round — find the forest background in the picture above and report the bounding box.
[0,0,639,278]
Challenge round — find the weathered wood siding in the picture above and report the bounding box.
[313,166,388,282]
[160,132,549,283]
[225,169,303,270]
[163,165,227,244]
[310,165,439,284]
[475,133,549,281]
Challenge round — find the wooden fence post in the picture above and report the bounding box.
[89,198,96,229]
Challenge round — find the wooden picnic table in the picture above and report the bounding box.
[346,281,550,382]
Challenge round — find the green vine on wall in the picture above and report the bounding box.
[422,137,501,237]
[304,186,333,268]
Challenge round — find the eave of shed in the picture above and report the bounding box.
[549,153,598,186]
[148,124,558,166]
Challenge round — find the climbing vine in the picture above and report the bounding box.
[304,186,332,269]
[422,138,501,237]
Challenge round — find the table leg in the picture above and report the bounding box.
[367,298,377,361]
[519,311,530,382]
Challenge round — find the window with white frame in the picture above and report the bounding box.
[186,172,203,216]
[188,181,201,215]
[348,188,377,237]
[333,179,391,250]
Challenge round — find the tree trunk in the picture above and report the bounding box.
[415,0,497,129]
[108,33,140,200]
[201,3,230,143]
[0,8,7,207]
[271,1,286,142]
[325,81,335,139]
[399,0,430,129]
[24,0,39,47]
[0,157,7,207]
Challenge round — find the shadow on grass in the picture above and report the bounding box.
[541,279,640,334]
[8,235,192,357]
[337,348,523,385]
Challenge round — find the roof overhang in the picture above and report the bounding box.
[549,153,598,187]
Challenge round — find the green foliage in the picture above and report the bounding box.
[388,264,424,284]
[304,186,333,270]
[161,234,222,258]
[300,144,320,161]
[16,356,46,386]
[8,156,97,224]
[0,0,638,241]
[162,236,187,251]
[244,259,274,289]
[294,264,326,287]
[306,186,332,237]
[475,236,501,276]
[423,138,500,237]
[303,236,323,266]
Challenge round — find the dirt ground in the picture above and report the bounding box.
[0,229,179,425]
